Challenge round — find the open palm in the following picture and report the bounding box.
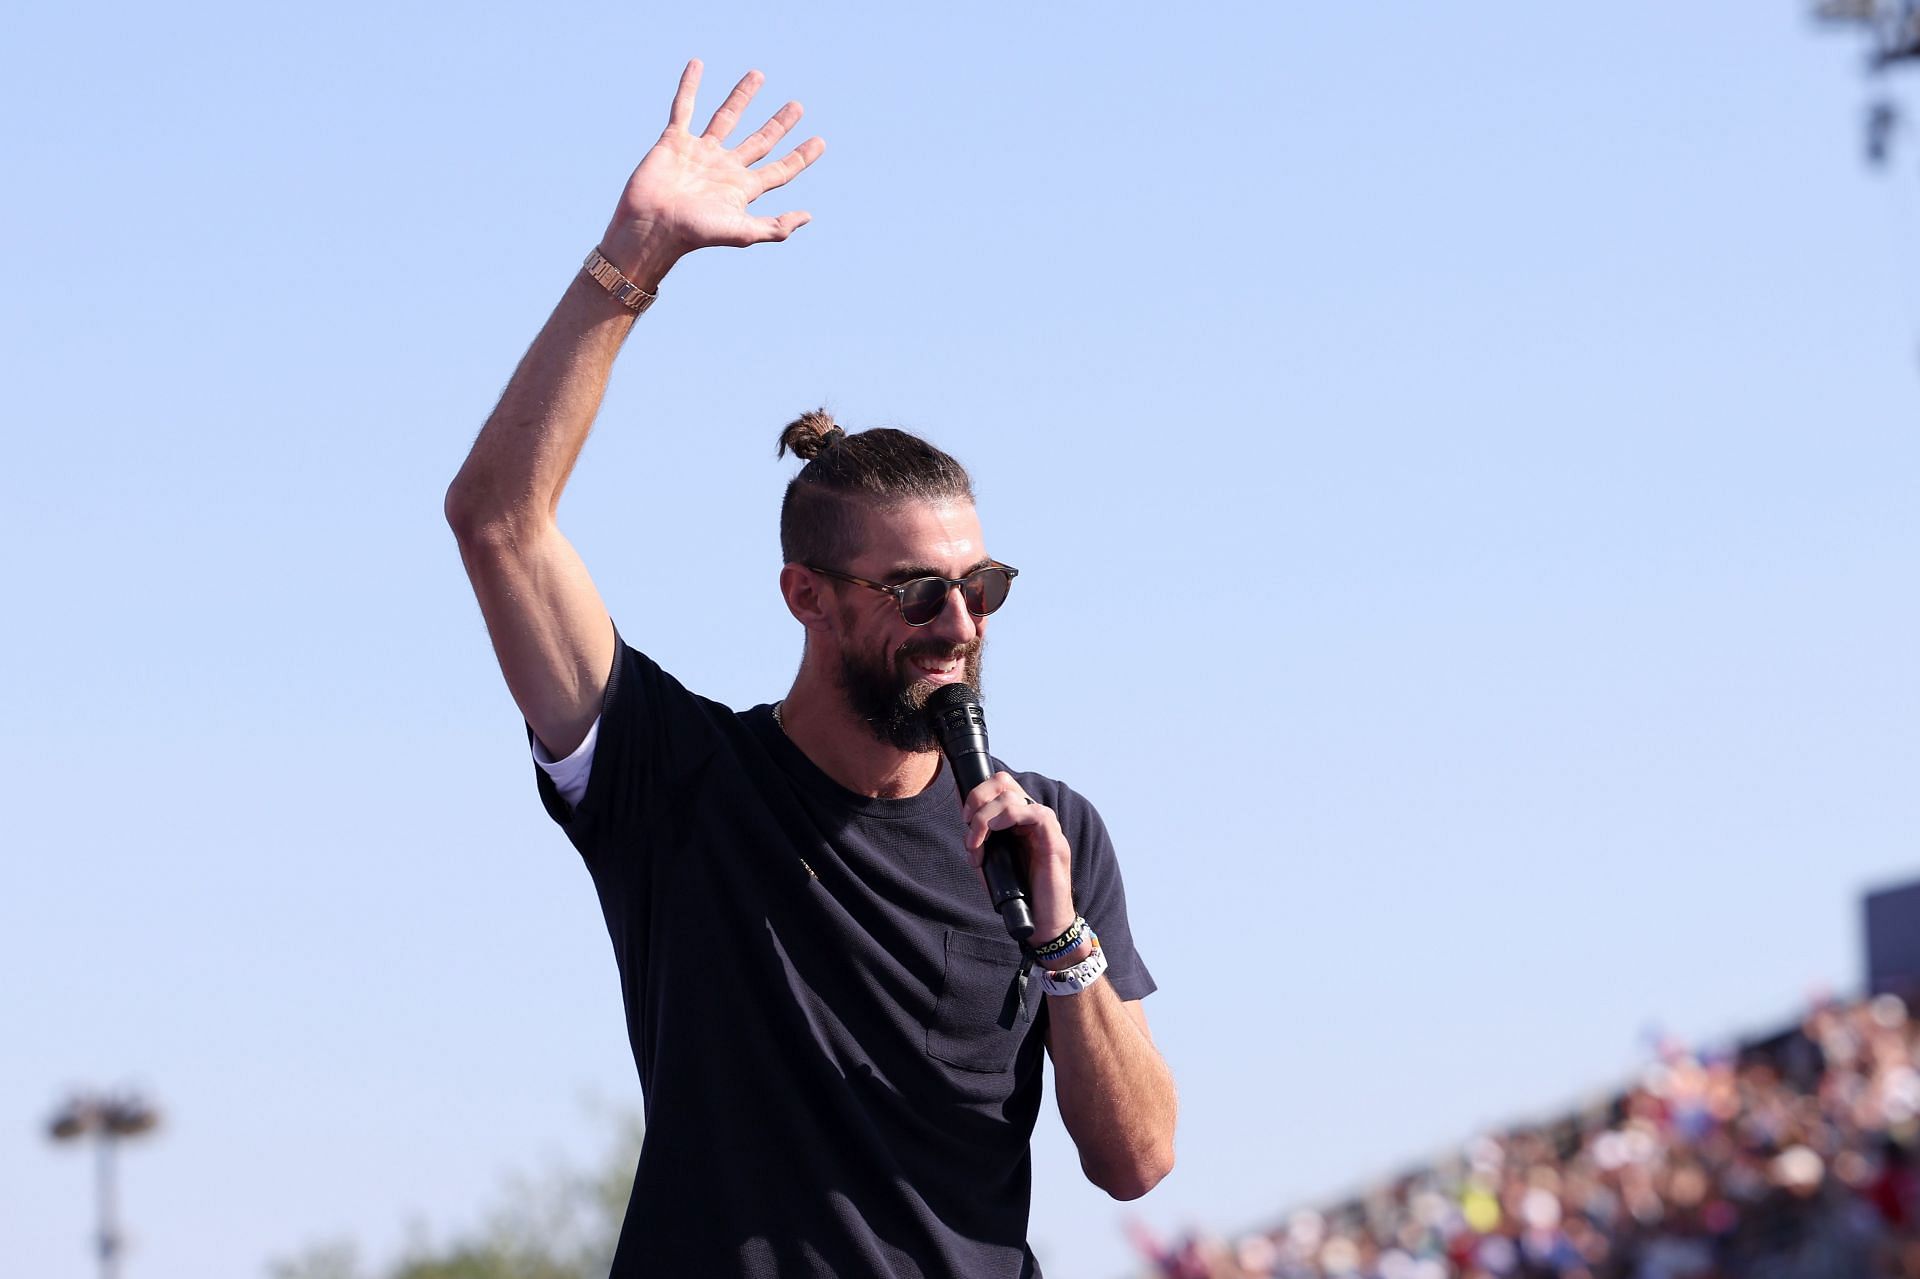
[605,61,826,275]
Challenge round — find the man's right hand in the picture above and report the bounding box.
[601,60,826,293]
[448,60,824,761]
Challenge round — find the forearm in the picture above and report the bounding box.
[1047,983,1177,1200]
[959,785,1178,1198]
[448,61,821,534]
[442,62,818,754]
[445,255,659,535]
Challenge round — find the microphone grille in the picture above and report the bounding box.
[924,683,981,716]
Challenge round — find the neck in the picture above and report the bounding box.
[778,672,942,799]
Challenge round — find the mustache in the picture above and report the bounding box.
[894,638,982,664]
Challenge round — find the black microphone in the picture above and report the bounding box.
[925,683,1036,943]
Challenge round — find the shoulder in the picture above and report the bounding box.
[590,630,767,787]
[997,763,1113,847]
[1006,768,1095,815]
[991,756,1086,807]
[607,631,739,722]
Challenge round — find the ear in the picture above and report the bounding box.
[780,563,836,632]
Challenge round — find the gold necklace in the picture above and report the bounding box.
[769,701,817,880]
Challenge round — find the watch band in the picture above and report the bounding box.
[582,247,657,314]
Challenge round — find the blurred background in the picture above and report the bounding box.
[3,2,1918,1277]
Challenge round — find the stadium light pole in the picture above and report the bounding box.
[1813,0,1920,163]
[48,1091,161,1279]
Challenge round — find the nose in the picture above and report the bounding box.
[922,581,978,645]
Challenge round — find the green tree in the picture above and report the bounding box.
[270,1113,641,1279]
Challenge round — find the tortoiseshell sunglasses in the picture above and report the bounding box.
[805,562,1019,627]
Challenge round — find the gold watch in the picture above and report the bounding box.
[582,248,656,314]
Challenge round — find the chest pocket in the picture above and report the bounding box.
[926,929,1030,1073]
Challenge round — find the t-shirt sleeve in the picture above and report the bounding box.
[529,629,730,876]
[531,714,600,808]
[1029,778,1157,1003]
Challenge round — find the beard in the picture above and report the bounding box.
[836,635,985,753]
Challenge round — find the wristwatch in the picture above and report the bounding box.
[582,248,657,314]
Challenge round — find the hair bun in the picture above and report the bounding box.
[777,408,847,462]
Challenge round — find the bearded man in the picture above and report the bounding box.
[444,60,1177,1279]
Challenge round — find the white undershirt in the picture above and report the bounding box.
[531,715,601,808]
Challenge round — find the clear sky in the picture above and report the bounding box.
[4,2,1917,1277]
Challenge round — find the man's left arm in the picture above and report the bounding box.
[964,773,1178,1200]
[1043,982,1177,1199]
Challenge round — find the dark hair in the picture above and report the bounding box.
[776,409,975,565]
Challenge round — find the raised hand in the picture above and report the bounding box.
[600,60,826,291]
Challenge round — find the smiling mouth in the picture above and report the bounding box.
[908,654,961,680]
[900,644,974,683]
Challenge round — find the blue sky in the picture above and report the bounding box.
[4,3,1918,1277]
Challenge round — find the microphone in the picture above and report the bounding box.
[925,683,1036,943]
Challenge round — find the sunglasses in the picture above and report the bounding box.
[806,562,1019,627]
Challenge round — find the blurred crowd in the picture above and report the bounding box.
[1138,992,1920,1279]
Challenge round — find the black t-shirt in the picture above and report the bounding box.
[532,636,1155,1278]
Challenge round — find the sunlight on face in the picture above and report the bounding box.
[844,500,988,583]
[829,499,993,751]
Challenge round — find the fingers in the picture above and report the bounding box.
[734,100,803,166]
[667,59,702,131]
[702,69,764,142]
[725,210,812,247]
[963,772,1053,856]
[765,210,813,239]
[752,135,826,197]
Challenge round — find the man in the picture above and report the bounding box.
[445,60,1176,1278]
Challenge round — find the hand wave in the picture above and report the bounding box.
[603,60,827,283]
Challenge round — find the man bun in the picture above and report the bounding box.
[777,408,847,461]
[773,410,976,568]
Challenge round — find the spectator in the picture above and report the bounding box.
[1138,994,1920,1279]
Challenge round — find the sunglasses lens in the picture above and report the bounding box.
[965,568,1012,616]
[898,579,949,626]
[892,568,1013,625]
